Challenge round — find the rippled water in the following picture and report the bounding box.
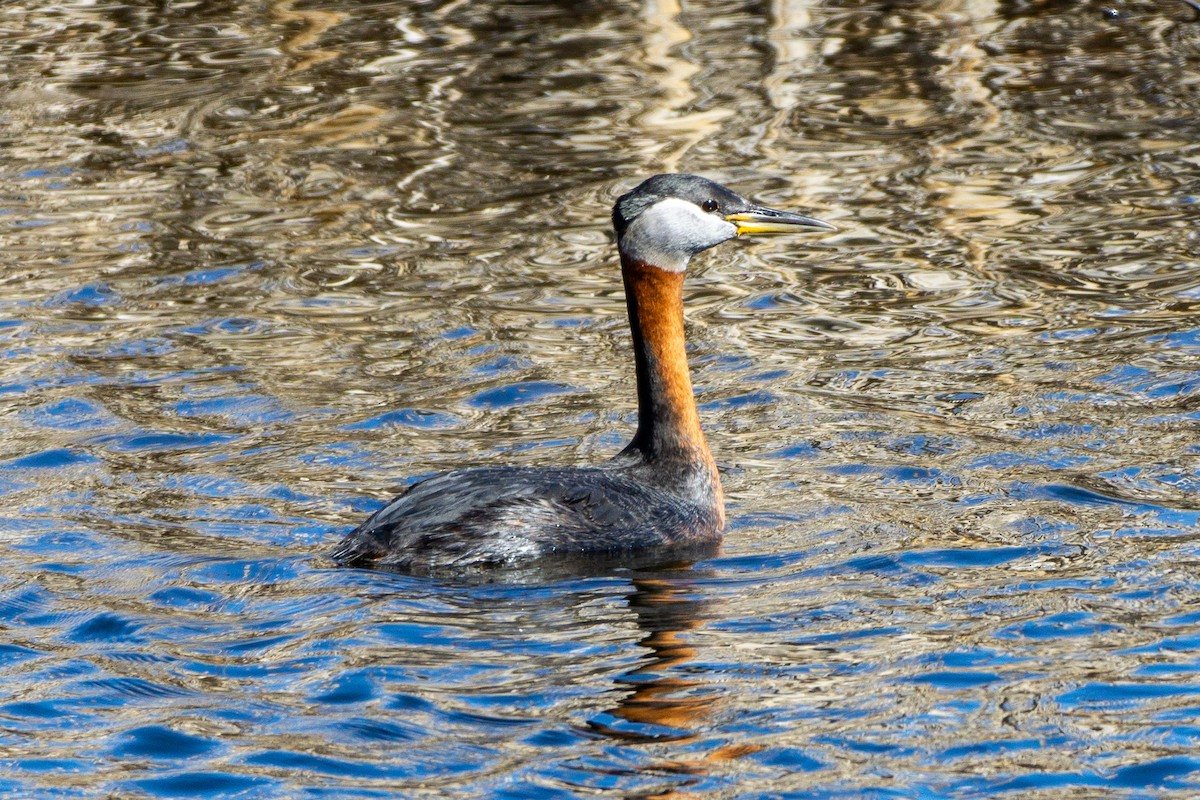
[2,0,1199,796]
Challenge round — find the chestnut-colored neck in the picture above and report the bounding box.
[620,254,712,466]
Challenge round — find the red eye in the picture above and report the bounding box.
[702,199,719,213]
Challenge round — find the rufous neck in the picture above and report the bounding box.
[620,253,711,464]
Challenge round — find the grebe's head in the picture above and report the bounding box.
[612,173,834,272]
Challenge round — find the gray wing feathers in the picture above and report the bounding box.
[330,466,692,570]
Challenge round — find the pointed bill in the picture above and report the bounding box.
[725,206,835,236]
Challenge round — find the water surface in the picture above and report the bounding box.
[1,0,1199,797]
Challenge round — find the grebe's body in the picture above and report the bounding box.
[331,174,832,572]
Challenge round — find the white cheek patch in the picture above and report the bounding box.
[621,198,737,272]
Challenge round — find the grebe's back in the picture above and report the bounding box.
[330,460,722,571]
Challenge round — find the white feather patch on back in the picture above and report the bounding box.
[620,197,737,272]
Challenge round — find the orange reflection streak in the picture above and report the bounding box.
[586,570,763,793]
[271,1,346,74]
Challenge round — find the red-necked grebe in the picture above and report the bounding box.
[331,174,834,571]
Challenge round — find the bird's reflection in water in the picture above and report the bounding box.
[588,565,713,743]
[584,561,762,796]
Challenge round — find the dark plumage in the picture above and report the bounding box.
[329,461,721,572]
[331,174,832,573]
